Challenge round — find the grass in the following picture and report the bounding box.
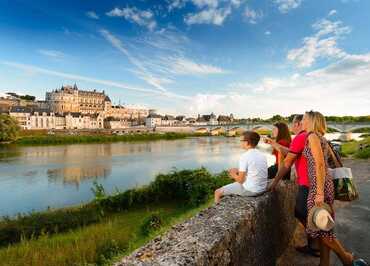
[0,168,231,266]
[254,129,272,136]
[12,132,201,146]
[340,137,370,159]
[0,202,210,266]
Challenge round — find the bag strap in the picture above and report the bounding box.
[327,142,343,168]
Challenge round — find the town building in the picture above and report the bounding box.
[9,106,32,129]
[105,105,149,121]
[64,112,104,130]
[145,114,162,128]
[196,113,218,126]
[104,117,129,129]
[218,114,234,125]
[161,115,177,126]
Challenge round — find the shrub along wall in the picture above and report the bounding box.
[116,181,298,266]
[0,168,230,247]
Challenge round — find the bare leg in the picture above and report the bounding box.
[214,188,223,204]
[319,238,331,266]
[321,237,353,265]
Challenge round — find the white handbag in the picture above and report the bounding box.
[328,167,353,180]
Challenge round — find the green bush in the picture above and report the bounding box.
[0,114,20,142]
[0,168,232,247]
[0,205,101,247]
[14,132,194,145]
[140,213,163,236]
[96,239,127,266]
[355,147,370,159]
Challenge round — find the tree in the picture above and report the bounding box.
[20,95,36,101]
[0,114,20,142]
[269,115,286,122]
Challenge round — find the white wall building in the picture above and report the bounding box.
[145,114,162,128]
[161,115,177,126]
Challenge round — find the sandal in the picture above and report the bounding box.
[295,245,320,257]
[352,258,369,266]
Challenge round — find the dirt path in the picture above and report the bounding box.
[278,159,370,266]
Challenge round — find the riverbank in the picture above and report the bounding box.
[341,137,370,159]
[2,132,208,146]
[0,168,230,266]
[278,158,370,265]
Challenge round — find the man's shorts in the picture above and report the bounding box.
[294,185,309,225]
[221,182,264,197]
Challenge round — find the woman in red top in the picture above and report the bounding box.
[267,122,291,179]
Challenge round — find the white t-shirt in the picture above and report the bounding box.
[238,149,268,193]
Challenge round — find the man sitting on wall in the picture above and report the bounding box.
[214,131,268,203]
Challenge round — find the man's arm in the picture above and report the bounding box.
[265,137,290,156]
[229,168,246,184]
[268,152,297,191]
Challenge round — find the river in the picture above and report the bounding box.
[0,133,363,217]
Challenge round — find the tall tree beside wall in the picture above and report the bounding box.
[0,114,20,142]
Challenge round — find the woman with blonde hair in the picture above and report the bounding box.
[302,111,366,266]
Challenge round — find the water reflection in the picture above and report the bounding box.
[0,134,357,217]
[47,166,111,188]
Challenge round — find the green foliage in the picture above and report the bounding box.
[340,137,370,159]
[0,205,101,247]
[139,213,163,236]
[0,114,20,142]
[353,128,370,133]
[97,168,231,211]
[14,132,195,145]
[96,239,127,266]
[268,115,287,122]
[0,168,231,247]
[91,181,107,201]
[326,127,339,133]
[325,115,370,123]
[0,203,207,266]
[355,147,370,159]
[19,95,36,101]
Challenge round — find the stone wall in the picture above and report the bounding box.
[115,181,297,266]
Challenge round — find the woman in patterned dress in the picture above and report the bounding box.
[302,111,354,266]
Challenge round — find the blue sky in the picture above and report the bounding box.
[0,0,369,117]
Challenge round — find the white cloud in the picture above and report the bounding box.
[191,0,219,8]
[287,18,350,68]
[181,55,370,117]
[274,0,302,13]
[132,28,228,76]
[86,11,99,19]
[328,9,337,16]
[185,6,231,25]
[183,0,246,26]
[230,0,244,8]
[106,7,157,31]
[99,29,167,92]
[38,49,65,59]
[1,61,157,94]
[244,7,263,24]
[265,31,271,35]
[99,28,227,102]
[168,58,228,75]
[168,0,187,11]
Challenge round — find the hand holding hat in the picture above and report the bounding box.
[308,202,335,232]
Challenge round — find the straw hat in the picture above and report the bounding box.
[307,203,335,232]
